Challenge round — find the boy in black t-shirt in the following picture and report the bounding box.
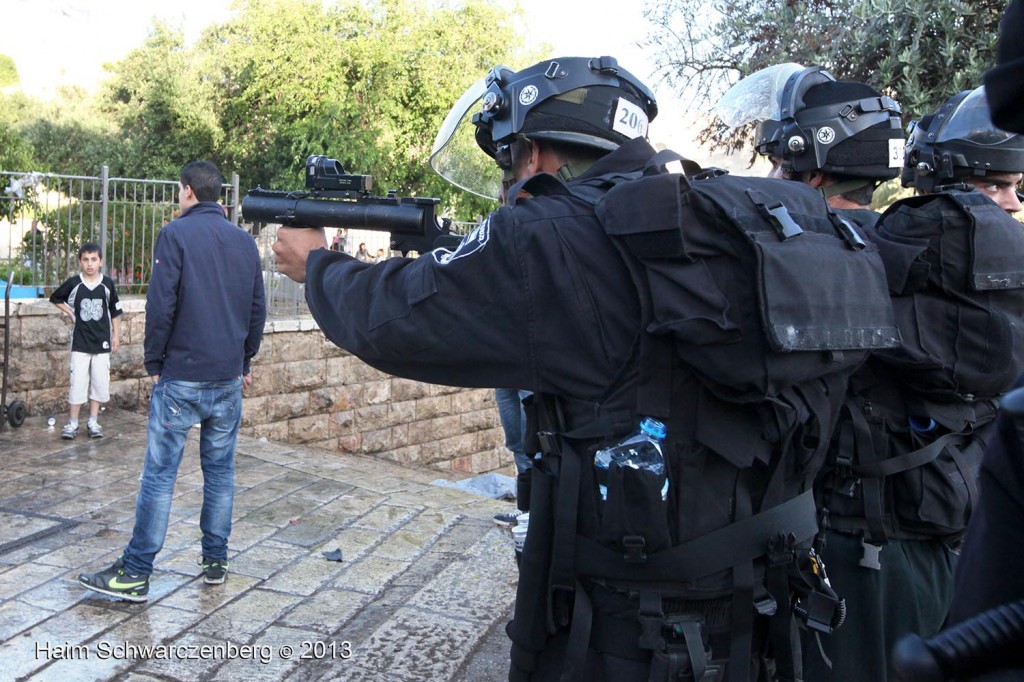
[50,242,122,439]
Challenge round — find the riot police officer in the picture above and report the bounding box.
[718,65,973,682]
[273,51,893,680]
[717,62,904,223]
[273,57,670,677]
[902,85,1024,214]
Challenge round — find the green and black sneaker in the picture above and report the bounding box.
[200,557,228,585]
[79,557,150,603]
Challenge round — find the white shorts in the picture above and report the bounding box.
[68,352,111,405]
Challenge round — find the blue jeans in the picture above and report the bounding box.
[123,377,243,576]
[496,388,533,474]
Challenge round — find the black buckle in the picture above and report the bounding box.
[836,454,853,479]
[768,532,796,566]
[547,583,575,630]
[537,431,559,456]
[622,535,648,563]
[754,596,778,616]
[858,538,883,570]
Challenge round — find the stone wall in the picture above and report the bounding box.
[1,298,513,476]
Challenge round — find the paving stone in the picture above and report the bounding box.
[234,463,294,488]
[0,471,33,499]
[279,588,374,635]
[39,604,203,682]
[134,631,231,680]
[271,510,351,548]
[191,588,304,639]
[291,478,354,504]
[45,488,139,519]
[212,625,309,681]
[237,495,326,527]
[0,410,518,682]
[387,484,486,510]
[368,529,437,562]
[340,475,423,495]
[347,606,491,682]
[20,572,97,612]
[399,509,462,536]
[2,482,92,514]
[404,530,517,623]
[314,488,384,524]
[331,555,412,595]
[261,551,356,597]
[156,573,261,613]
[0,559,69,600]
[0,623,89,680]
[0,598,58,641]
[230,543,303,581]
[227,520,281,552]
[319,526,384,565]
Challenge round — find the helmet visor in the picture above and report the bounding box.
[935,87,1016,146]
[715,63,806,128]
[430,77,502,201]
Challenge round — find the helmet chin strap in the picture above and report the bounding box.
[556,160,596,182]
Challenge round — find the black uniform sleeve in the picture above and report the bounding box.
[304,213,535,389]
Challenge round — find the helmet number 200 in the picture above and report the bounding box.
[613,98,650,139]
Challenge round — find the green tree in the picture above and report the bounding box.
[644,0,1005,154]
[21,86,126,176]
[0,54,18,88]
[96,23,223,179]
[206,0,528,218]
[0,91,36,172]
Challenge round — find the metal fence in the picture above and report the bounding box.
[0,167,240,296]
[1,168,478,318]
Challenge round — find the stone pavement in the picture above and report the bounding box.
[0,409,520,681]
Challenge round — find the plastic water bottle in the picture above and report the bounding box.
[594,417,669,502]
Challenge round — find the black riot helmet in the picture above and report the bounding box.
[430,56,657,200]
[718,64,905,182]
[902,86,1024,192]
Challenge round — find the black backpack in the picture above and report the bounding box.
[507,153,899,682]
[596,167,900,404]
[821,188,1024,546]
[872,187,1024,399]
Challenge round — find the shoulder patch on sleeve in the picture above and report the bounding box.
[431,219,490,265]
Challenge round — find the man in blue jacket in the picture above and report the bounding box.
[79,160,266,602]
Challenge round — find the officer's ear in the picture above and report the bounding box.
[531,142,566,176]
[804,170,826,189]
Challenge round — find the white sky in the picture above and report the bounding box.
[2,0,726,164]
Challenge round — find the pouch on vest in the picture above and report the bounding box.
[597,171,900,404]
[891,424,987,538]
[597,463,672,553]
[872,189,1024,400]
[824,381,997,542]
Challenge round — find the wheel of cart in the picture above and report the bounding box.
[1,275,26,430]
